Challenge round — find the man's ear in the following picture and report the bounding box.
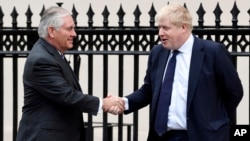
[48,27,55,38]
[181,23,188,32]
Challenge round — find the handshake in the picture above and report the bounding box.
[102,94,125,115]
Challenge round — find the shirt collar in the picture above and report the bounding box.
[177,34,194,54]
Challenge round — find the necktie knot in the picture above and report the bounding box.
[61,54,65,59]
[172,50,179,57]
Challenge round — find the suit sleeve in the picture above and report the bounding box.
[23,56,100,115]
[215,44,243,120]
[124,47,157,114]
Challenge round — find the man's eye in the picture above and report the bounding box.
[65,27,75,31]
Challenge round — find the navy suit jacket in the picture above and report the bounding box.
[125,35,243,141]
[16,38,100,141]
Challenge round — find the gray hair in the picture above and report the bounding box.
[38,6,72,38]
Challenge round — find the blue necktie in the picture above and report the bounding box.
[154,50,179,136]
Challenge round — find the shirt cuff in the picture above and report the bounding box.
[123,97,129,110]
[98,98,103,114]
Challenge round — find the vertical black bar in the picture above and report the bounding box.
[11,6,18,140]
[12,56,18,141]
[231,4,238,125]
[118,32,124,141]
[231,32,237,125]
[86,33,94,141]
[0,34,3,141]
[73,54,81,79]
[149,28,157,126]
[103,32,108,141]
[85,125,93,141]
[127,125,131,141]
[12,34,18,141]
[133,32,139,141]
[72,32,80,79]
[107,124,113,141]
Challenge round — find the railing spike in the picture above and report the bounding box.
[87,4,94,28]
[102,6,110,28]
[25,5,33,28]
[117,4,125,28]
[230,1,240,28]
[196,3,206,28]
[133,5,141,28]
[72,4,78,27]
[11,7,18,28]
[148,3,156,27]
[213,2,222,28]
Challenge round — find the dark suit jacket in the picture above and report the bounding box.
[124,35,243,141]
[16,38,100,141]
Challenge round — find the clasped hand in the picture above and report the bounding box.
[102,94,125,115]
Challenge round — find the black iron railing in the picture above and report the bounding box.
[0,1,250,141]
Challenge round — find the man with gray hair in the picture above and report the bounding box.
[16,6,124,141]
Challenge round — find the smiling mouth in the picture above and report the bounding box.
[68,39,74,43]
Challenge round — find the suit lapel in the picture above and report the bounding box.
[151,46,171,116]
[187,37,204,112]
[40,38,82,91]
[61,56,82,91]
[156,49,171,94]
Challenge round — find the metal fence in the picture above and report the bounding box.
[0,1,250,141]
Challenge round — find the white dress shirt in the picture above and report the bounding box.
[167,35,193,130]
[123,35,194,129]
